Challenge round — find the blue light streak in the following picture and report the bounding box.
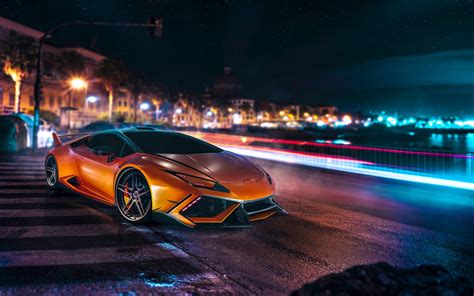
[225,146,474,191]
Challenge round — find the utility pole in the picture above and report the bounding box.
[32,19,162,150]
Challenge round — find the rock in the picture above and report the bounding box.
[291,262,473,296]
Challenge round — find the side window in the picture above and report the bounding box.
[120,143,135,157]
[70,136,90,149]
[87,134,125,157]
[87,134,135,157]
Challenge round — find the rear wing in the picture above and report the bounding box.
[52,132,90,146]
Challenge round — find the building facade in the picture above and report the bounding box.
[0,17,140,128]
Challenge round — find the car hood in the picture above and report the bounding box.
[157,151,264,183]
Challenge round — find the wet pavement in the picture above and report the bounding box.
[0,151,473,294]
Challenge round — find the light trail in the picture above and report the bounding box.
[189,131,473,159]
[222,145,474,191]
[185,131,474,190]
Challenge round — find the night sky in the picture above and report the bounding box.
[2,0,474,115]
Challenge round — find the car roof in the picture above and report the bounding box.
[91,127,171,136]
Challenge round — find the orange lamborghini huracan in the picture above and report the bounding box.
[45,128,285,226]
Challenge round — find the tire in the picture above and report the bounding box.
[115,168,152,224]
[45,155,60,190]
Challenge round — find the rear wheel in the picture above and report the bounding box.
[45,155,59,189]
[115,168,152,223]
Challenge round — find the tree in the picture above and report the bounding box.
[126,73,145,123]
[52,50,86,110]
[94,58,127,121]
[0,31,36,113]
[53,50,85,79]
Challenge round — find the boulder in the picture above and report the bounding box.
[291,262,473,296]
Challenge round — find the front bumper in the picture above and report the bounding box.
[165,195,286,227]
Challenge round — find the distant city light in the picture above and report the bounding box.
[233,113,242,124]
[206,111,214,117]
[342,115,352,124]
[140,102,150,111]
[386,116,397,126]
[175,108,182,114]
[260,122,278,129]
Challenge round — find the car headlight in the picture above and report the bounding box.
[169,172,230,193]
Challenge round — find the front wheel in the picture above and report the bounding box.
[45,155,60,189]
[115,168,152,223]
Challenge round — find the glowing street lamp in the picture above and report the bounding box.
[85,96,98,112]
[86,96,98,103]
[69,77,87,90]
[140,102,150,111]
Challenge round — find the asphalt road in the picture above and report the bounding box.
[0,151,473,294]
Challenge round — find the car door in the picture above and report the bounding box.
[74,133,127,203]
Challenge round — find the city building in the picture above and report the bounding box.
[172,94,202,128]
[0,17,136,129]
[230,98,256,124]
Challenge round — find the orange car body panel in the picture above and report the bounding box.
[48,131,281,227]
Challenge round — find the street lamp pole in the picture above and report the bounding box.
[32,20,162,150]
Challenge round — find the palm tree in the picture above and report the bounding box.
[94,58,128,121]
[53,50,85,79]
[51,50,86,129]
[126,73,145,123]
[0,31,36,113]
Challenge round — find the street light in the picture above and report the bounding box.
[85,95,98,111]
[32,19,163,150]
[140,102,150,111]
[69,77,87,90]
[86,96,98,103]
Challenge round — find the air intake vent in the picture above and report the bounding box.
[243,197,275,214]
[181,196,236,218]
[67,176,80,187]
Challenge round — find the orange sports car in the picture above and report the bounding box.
[45,128,285,227]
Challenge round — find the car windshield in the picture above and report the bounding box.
[123,131,223,154]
